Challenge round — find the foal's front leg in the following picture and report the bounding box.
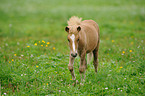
[68,54,76,80]
[79,51,87,83]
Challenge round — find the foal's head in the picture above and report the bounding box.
[65,26,81,57]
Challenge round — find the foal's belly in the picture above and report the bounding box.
[86,33,98,53]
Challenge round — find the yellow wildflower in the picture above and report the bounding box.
[112,40,114,43]
[131,42,134,45]
[39,41,40,43]
[129,50,132,52]
[122,51,125,54]
[9,61,11,63]
[34,43,37,46]
[41,45,43,47]
[12,59,14,61]
[46,45,48,47]
[27,46,30,47]
[47,42,50,45]
[53,47,55,50]
[56,72,57,73]
[14,54,17,56]
[42,40,45,43]
[47,83,48,85]
[70,79,72,80]
[120,66,123,68]
[36,65,39,68]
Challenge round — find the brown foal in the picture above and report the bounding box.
[65,16,100,83]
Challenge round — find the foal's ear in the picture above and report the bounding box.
[65,26,69,33]
[77,26,81,32]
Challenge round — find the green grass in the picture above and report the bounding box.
[0,0,145,95]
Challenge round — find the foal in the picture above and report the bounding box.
[65,16,100,82]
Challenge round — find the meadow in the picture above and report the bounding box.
[0,0,145,95]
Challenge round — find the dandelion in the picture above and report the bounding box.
[42,40,45,43]
[122,51,125,54]
[41,45,43,47]
[120,66,123,68]
[112,40,114,43]
[47,83,48,85]
[34,43,37,46]
[12,59,14,61]
[53,47,55,50]
[9,61,11,63]
[47,42,50,45]
[56,72,57,73]
[14,54,17,56]
[131,42,134,45]
[129,50,132,52]
[70,79,72,80]
[36,65,39,68]
[46,45,48,47]
[27,46,30,47]
[39,41,40,43]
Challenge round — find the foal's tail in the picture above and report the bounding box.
[87,52,93,64]
[67,16,82,26]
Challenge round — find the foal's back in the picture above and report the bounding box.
[81,20,99,53]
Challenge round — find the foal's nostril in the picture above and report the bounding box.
[71,53,77,57]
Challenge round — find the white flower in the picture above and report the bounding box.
[4,93,7,95]
[5,43,8,46]
[21,74,23,76]
[118,88,120,90]
[121,90,122,92]
[17,42,20,45]
[105,87,108,89]
[30,54,33,58]
[21,55,24,57]
[9,24,12,27]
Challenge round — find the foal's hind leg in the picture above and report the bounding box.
[93,44,99,73]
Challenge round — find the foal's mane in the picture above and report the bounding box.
[67,16,82,26]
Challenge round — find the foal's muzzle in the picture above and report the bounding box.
[71,53,77,57]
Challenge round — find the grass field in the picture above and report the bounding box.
[0,0,145,95]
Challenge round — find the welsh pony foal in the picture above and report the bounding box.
[65,16,100,83]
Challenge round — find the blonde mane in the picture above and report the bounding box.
[67,16,82,26]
